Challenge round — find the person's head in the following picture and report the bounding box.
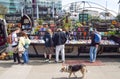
[19,31,28,38]
[91,28,97,34]
[57,28,62,32]
[46,29,52,34]
[14,27,21,33]
[93,28,97,32]
[44,24,48,28]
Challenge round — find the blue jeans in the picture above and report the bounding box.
[89,46,98,62]
[22,50,29,63]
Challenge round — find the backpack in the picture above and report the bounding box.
[7,34,12,44]
[94,33,101,43]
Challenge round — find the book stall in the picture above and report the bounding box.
[1,14,119,57]
[28,22,120,56]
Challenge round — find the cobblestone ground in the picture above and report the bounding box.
[0,58,120,79]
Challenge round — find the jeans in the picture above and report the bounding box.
[89,46,98,62]
[55,45,65,62]
[22,50,29,63]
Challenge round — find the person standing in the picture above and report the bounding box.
[89,29,101,63]
[43,29,53,62]
[18,31,31,64]
[52,28,67,63]
[11,26,21,64]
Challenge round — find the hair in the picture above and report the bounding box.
[93,28,98,33]
[57,28,62,31]
[15,27,20,30]
[47,29,52,33]
[46,29,52,35]
[11,26,20,32]
[19,31,28,38]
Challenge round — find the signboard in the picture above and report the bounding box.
[5,14,21,23]
[21,14,32,31]
[21,15,32,25]
[79,14,88,23]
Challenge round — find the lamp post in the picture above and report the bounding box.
[52,0,55,19]
[82,1,85,23]
[20,0,25,16]
[36,0,39,19]
[118,0,120,14]
[105,0,108,29]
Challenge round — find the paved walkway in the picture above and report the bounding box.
[0,58,120,79]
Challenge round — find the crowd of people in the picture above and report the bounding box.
[7,26,31,64]
[6,24,101,64]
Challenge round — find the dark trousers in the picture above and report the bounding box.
[13,53,21,63]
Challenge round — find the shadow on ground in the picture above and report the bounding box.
[0,59,53,68]
[52,77,83,79]
[0,60,13,68]
[27,60,57,66]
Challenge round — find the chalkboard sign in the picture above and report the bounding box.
[21,15,32,34]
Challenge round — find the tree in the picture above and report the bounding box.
[63,16,72,31]
[0,4,8,17]
[37,18,44,25]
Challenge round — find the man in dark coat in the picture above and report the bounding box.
[52,28,67,63]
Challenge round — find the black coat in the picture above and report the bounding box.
[52,31,67,46]
[43,32,53,47]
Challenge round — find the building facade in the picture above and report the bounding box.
[0,0,62,19]
[0,0,21,14]
[31,0,62,19]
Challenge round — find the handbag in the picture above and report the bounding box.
[24,38,31,49]
[18,46,25,52]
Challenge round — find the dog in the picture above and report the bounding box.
[60,64,87,78]
[0,52,9,60]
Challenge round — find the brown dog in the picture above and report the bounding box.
[60,64,87,78]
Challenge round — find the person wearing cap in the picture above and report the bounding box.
[52,28,67,63]
[89,28,101,63]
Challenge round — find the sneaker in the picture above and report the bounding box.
[18,62,22,64]
[90,60,95,63]
[44,59,49,62]
[54,61,58,63]
[48,60,52,63]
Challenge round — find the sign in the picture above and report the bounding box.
[5,14,21,23]
[79,14,88,23]
[21,15,32,25]
[21,14,32,30]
